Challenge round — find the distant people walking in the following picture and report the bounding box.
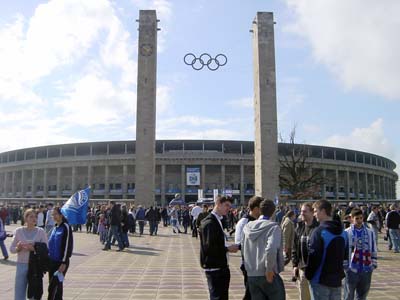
[199,196,239,300]
[45,203,55,235]
[191,203,202,238]
[0,217,9,260]
[242,199,286,300]
[305,200,348,300]
[344,208,377,300]
[281,210,296,265]
[135,205,146,236]
[10,209,48,300]
[145,206,157,236]
[103,202,124,251]
[385,204,400,253]
[169,206,181,234]
[48,207,73,300]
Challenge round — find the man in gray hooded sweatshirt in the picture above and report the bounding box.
[242,199,286,300]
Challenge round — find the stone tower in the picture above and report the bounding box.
[252,12,280,200]
[135,10,158,207]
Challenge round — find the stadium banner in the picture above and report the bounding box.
[186,167,200,186]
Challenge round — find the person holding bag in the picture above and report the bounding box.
[9,209,48,300]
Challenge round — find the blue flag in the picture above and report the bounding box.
[61,187,90,225]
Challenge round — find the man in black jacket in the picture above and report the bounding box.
[103,201,124,251]
[200,196,239,300]
[291,202,318,300]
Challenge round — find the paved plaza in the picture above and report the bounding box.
[1,223,400,299]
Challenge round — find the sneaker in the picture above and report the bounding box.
[3,256,8,260]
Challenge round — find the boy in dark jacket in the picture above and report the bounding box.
[305,200,348,300]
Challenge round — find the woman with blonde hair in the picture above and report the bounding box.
[10,208,48,300]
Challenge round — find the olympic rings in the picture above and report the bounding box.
[183,53,228,71]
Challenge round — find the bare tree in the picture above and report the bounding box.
[279,127,325,200]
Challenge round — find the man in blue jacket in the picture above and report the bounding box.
[305,199,348,300]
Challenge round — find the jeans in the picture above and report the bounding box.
[105,225,123,250]
[0,239,8,258]
[344,271,372,300]
[309,282,341,300]
[14,262,28,300]
[121,232,129,247]
[248,274,286,300]
[389,229,400,252]
[149,220,156,235]
[138,220,145,235]
[205,267,230,300]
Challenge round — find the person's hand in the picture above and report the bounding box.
[58,263,66,273]
[265,271,275,283]
[26,243,35,251]
[227,244,239,253]
[16,241,23,251]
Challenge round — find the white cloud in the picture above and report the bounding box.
[157,128,241,140]
[284,0,400,100]
[56,72,136,127]
[324,118,395,158]
[228,97,253,109]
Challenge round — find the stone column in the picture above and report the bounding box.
[31,169,36,198]
[123,165,128,199]
[201,165,206,191]
[240,164,245,204]
[43,169,48,198]
[377,176,381,198]
[335,169,339,201]
[57,168,62,198]
[252,12,279,199]
[346,170,350,201]
[356,171,360,200]
[2,172,7,197]
[105,166,109,199]
[181,164,185,200]
[161,164,166,206]
[11,171,16,197]
[71,166,77,192]
[135,10,158,207]
[322,169,326,198]
[364,172,369,200]
[88,166,92,188]
[21,170,25,198]
[221,165,225,194]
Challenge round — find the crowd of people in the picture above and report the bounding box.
[1,197,399,300]
[198,197,399,300]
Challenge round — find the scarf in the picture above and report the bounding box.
[349,224,373,272]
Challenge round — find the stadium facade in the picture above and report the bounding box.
[0,140,397,205]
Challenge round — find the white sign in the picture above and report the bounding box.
[186,167,200,186]
[198,189,204,200]
[213,189,219,202]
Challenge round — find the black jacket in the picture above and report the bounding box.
[386,210,400,229]
[28,242,49,300]
[305,220,348,287]
[291,218,319,269]
[199,213,228,269]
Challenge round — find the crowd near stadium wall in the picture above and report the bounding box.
[0,140,397,206]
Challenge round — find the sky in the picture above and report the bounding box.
[0,0,399,195]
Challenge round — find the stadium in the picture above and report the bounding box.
[0,140,397,206]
